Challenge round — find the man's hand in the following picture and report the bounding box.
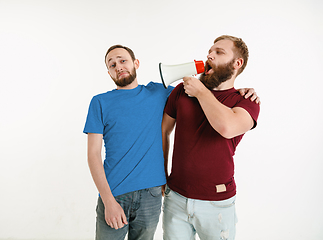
[162,184,166,197]
[238,88,261,104]
[104,198,128,230]
[183,76,208,97]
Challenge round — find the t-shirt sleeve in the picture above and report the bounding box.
[83,96,104,134]
[167,85,175,97]
[164,84,182,119]
[235,99,260,129]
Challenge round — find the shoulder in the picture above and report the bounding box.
[231,91,260,123]
[89,90,116,107]
[145,81,167,91]
[232,90,260,110]
[145,81,174,96]
[94,89,118,99]
[166,83,186,107]
[92,90,112,98]
[215,88,260,115]
[170,83,184,95]
[231,90,259,111]
[215,88,254,106]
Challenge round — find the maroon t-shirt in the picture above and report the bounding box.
[164,83,260,201]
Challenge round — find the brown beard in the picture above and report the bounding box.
[199,59,235,90]
[112,67,137,87]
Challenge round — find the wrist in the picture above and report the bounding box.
[101,193,116,206]
[195,85,211,99]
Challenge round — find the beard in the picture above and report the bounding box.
[112,67,137,87]
[199,59,235,90]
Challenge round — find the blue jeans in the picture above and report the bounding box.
[163,185,237,240]
[96,186,162,240]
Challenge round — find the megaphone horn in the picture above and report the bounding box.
[159,60,205,88]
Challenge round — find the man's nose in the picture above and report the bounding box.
[207,52,215,60]
[116,63,123,71]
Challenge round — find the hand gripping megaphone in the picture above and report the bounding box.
[159,60,205,88]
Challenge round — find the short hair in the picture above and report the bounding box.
[105,45,136,63]
[214,35,249,75]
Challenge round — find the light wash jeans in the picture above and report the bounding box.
[96,186,162,240]
[163,185,237,240]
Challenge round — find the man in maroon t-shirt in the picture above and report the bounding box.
[162,35,260,240]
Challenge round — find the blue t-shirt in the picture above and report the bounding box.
[83,82,173,197]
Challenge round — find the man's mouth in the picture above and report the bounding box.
[118,71,129,78]
[205,61,214,75]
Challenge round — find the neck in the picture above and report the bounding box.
[116,79,139,90]
[213,77,235,91]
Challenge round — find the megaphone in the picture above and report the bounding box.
[159,60,205,88]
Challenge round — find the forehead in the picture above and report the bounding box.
[210,39,234,53]
[106,48,131,62]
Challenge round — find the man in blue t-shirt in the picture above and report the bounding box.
[83,45,173,240]
[83,44,260,240]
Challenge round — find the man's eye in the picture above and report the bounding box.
[110,64,115,68]
[121,60,126,63]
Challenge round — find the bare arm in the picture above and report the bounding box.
[183,77,254,139]
[161,113,176,195]
[87,133,127,229]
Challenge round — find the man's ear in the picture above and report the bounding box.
[105,62,111,76]
[234,58,243,70]
[134,59,140,70]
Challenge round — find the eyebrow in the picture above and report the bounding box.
[107,55,123,63]
[209,47,226,53]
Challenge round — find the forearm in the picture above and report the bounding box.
[196,89,233,135]
[162,132,170,178]
[88,152,115,205]
[87,133,127,229]
[162,113,176,178]
[196,88,253,139]
[88,153,128,229]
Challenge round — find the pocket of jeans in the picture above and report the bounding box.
[164,185,171,196]
[209,198,235,208]
[148,186,162,197]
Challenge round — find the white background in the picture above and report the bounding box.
[1,0,322,239]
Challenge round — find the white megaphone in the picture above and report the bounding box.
[159,60,205,88]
